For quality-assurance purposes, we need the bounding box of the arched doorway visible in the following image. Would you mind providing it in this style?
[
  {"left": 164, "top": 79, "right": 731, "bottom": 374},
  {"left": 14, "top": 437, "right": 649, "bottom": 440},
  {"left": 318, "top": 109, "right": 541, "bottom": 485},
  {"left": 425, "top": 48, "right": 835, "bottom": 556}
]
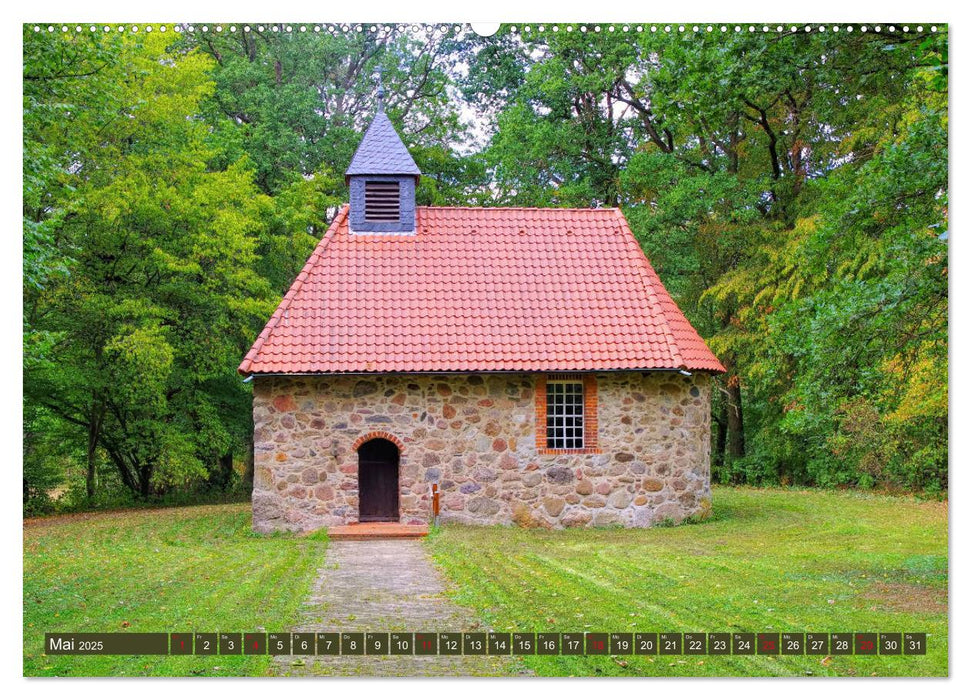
[{"left": 357, "top": 438, "right": 400, "bottom": 522}]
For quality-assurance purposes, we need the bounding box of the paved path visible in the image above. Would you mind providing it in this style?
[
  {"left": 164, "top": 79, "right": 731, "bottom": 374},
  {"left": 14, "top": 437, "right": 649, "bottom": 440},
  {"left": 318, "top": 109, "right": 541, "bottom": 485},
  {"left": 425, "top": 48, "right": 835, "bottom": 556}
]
[{"left": 273, "top": 540, "right": 525, "bottom": 676}]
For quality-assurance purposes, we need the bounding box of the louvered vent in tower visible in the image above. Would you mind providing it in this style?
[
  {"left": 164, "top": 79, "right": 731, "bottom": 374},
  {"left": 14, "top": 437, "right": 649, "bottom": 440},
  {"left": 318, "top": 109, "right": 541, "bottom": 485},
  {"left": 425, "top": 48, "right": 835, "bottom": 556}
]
[{"left": 364, "top": 181, "right": 401, "bottom": 222}]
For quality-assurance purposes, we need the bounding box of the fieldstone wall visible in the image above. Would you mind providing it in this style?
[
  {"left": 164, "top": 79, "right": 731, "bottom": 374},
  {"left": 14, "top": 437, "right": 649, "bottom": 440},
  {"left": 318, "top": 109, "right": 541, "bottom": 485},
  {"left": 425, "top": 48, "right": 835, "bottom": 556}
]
[{"left": 251, "top": 372, "right": 712, "bottom": 533}]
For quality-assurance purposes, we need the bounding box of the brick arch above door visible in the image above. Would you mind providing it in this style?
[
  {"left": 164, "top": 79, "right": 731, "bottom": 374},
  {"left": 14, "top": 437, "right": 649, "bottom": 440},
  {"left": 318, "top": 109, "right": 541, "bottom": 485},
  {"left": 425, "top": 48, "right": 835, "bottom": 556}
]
[{"left": 352, "top": 431, "right": 405, "bottom": 453}]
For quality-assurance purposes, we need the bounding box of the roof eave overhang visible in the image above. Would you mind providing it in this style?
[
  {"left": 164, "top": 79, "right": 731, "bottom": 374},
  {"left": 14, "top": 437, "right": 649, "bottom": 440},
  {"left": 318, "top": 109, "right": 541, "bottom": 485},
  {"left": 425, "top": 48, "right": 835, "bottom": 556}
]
[
  {"left": 344, "top": 172, "right": 421, "bottom": 185},
  {"left": 242, "top": 366, "right": 725, "bottom": 379}
]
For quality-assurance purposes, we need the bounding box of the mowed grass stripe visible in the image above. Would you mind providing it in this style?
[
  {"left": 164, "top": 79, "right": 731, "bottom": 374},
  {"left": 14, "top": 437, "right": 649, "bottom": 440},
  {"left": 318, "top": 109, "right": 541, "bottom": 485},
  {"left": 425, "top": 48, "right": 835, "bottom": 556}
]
[
  {"left": 515, "top": 553, "right": 690, "bottom": 628},
  {"left": 522, "top": 546, "right": 824, "bottom": 635},
  {"left": 24, "top": 503, "right": 326, "bottom": 677},
  {"left": 476, "top": 550, "right": 805, "bottom": 676},
  {"left": 427, "top": 486, "right": 947, "bottom": 677}
]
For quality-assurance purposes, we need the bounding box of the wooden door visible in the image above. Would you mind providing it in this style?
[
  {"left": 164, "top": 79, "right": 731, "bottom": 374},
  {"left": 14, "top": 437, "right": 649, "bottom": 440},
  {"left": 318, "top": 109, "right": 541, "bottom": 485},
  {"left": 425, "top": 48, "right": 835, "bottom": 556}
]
[{"left": 357, "top": 438, "right": 399, "bottom": 522}]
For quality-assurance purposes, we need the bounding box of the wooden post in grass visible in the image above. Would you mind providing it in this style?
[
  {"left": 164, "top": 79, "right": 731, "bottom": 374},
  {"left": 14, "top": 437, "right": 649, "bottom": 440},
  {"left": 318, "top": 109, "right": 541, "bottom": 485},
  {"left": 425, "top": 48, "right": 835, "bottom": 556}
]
[{"left": 431, "top": 482, "right": 440, "bottom": 527}]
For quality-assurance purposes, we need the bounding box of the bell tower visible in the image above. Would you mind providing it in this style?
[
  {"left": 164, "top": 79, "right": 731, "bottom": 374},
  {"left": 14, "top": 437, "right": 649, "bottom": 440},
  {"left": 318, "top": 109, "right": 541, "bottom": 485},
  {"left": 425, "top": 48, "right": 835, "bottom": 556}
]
[{"left": 345, "top": 74, "right": 421, "bottom": 234}]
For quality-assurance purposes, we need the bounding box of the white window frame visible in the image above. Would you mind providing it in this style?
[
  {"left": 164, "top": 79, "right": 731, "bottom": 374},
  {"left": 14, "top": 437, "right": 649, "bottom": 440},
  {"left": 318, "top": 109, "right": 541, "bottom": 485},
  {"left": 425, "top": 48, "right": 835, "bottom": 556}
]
[{"left": 545, "top": 376, "right": 585, "bottom": 450}]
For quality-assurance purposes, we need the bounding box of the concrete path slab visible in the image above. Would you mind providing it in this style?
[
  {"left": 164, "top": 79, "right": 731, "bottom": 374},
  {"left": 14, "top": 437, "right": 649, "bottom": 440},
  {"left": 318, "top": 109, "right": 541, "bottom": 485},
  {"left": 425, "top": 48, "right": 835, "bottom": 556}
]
[{"left": 273, "top": 539, "right": 526, "bottom": 676}]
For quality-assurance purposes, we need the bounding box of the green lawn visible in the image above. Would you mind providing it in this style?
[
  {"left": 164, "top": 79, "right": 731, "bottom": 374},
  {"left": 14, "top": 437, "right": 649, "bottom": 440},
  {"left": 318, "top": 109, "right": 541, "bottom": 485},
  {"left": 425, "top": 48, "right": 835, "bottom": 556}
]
[
  {"left": 426, "top": 486, "right": 948, "bottom": 677},
  {"left": 23, "top": 503, "right": 327, "bottom": 677},
  {"left": 23, "top": 488, "right": 947, "bottom": 678}
]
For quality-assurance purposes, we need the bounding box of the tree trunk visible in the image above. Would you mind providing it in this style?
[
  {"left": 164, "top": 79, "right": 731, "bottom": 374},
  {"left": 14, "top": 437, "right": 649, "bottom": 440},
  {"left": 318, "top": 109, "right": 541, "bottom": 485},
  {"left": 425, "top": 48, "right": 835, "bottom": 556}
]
[
  {"left": 714, "top": 404, "right": 728, "bottom": 467},
  {"left": 105, "top": 446, "right": 137, "bottom": 494},
  {"left": 243, "top": 438, "right": 255, "bottom": 490},
  {"left": 85, "top": 432, "right": 98, "bottom": 501},
  {"left": 138, "top": 463, "right": 153, "bottom": 499},
  {"left": 726, "top": 377, "right": 745, "bottom": 463},
  {"left": 85, "top": 401, "right": 104, "bottom": 501},
  {"left": 218, "top": 452, "right": 234, "bottom": 489}
]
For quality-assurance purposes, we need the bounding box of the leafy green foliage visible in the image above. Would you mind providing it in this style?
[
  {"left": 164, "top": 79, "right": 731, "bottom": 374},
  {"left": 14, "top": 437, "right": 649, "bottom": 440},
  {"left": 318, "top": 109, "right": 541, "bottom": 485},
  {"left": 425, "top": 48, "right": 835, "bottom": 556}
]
[
  {"left": 24, "top": 29, "right": 277, "bottom": 501},
  {"left": 23, "top": 25, "right": 948, "bottom": 506},
  {"left": 23, "top": 25, "right": 477, "bottom": 509},
  {"left": 472, "top": 26, "right": 948, "bottom": 491}
]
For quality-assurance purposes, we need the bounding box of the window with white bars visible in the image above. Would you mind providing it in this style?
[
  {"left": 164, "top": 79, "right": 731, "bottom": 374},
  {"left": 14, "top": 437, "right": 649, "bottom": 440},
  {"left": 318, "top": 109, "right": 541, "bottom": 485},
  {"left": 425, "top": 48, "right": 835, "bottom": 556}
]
[
  {"left": 546, "top": 379, "right": 584, "bottom": 449},
  {"left": 364, "top": 180, "right": 401, "bottom": 222}
]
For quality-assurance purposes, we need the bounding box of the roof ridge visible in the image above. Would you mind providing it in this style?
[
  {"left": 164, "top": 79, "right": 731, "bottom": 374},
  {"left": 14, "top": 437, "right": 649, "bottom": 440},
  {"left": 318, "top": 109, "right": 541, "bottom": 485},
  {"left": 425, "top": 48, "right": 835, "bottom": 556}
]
[
  {"left": 416, "top": 205, "right": 620, "bottom": 212},
  {"left": 611, "top": 208, "right": 686, "bottom": 370},
  {"left": 238, "top": 205, "right": 348, "bottom": 375}
]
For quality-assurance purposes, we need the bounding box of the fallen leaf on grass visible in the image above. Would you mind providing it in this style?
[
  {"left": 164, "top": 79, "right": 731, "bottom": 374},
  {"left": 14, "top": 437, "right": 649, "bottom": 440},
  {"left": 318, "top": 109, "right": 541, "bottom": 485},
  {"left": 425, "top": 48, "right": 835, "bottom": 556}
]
[{"left": 821, "top": 656, "right": 833, "bottom": 666}]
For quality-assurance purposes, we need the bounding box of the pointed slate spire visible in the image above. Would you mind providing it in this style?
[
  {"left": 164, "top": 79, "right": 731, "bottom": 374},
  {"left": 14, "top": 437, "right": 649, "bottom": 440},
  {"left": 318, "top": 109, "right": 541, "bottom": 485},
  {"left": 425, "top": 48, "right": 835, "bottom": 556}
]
[
  {"left": 345, "top": 71, "right": 420, "bottom": 184},
  {"left": 345, "top": 113, "right": 421, "bottom": 183}
]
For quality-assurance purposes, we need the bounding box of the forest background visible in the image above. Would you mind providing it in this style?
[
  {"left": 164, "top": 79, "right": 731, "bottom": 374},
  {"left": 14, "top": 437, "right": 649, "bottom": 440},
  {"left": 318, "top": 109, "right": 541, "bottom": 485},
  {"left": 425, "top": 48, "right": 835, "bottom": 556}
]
[{"left": 22, "top": 23, "right": 948, "bottom": 513}]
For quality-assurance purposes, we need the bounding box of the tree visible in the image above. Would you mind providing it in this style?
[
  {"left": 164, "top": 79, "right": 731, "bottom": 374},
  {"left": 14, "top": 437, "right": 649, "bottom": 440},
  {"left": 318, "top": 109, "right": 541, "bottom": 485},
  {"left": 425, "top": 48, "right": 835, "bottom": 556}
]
[
  {"left": 24, "top": 28, "right": 277, "bottom": 499},
  {"left": 23, "top": 25, "right": 949, "bottom": 501},
  {"left": 24, "top": 27, "right": 128, "bottom": 498},
  {"left": 462, "top": 26, "right": 948, "bottom": 488}
]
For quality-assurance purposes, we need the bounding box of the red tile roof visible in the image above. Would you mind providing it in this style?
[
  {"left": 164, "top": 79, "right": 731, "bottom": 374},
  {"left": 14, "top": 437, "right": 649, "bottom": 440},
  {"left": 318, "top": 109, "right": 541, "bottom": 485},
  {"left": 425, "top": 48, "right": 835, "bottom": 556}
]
[{"left": 239, "top": 205, "right": 725, "bottom": 375}]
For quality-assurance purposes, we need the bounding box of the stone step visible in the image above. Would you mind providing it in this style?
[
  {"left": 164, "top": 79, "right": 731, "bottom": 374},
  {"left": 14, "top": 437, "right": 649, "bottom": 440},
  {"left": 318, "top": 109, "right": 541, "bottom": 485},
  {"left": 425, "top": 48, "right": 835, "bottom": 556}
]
[{"left": 326, "top": 523, "right": 429, "bottom": 540}]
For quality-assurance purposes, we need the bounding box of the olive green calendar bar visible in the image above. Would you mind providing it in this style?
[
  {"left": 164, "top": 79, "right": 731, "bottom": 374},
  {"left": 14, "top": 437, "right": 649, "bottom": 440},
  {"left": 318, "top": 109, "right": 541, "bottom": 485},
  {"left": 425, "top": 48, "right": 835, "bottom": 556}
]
[
  {"left": 44, "top": 631, "right": 928, "bottom": 656},
  {"left": 45, "top": 633, "right": 169, "bottom": 655}
]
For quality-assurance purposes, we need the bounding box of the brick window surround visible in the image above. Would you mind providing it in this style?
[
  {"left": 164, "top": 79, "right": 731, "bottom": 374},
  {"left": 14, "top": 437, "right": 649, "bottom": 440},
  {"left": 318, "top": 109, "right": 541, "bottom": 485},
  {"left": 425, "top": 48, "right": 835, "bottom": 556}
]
[{"left": 535, "top": 374, "right": 601, "bottom": 455}]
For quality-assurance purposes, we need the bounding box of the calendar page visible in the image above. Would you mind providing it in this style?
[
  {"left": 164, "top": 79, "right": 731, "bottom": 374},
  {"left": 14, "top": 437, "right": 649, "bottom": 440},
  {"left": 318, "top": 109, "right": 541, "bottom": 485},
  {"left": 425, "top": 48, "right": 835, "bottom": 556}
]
[{"left": 21, "top": 10, "right": 949, "bottom": 690}]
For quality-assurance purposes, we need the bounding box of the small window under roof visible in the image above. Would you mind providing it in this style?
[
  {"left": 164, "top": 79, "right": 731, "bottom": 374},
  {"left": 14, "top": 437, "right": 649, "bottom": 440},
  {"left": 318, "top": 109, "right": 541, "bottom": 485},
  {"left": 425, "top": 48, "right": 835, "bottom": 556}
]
[
  {"left": 364, "top": 181, "right": 401, "bottom": 222},
  {"left": 546, "top": 376, "right": 585, "bottom": 450}
]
